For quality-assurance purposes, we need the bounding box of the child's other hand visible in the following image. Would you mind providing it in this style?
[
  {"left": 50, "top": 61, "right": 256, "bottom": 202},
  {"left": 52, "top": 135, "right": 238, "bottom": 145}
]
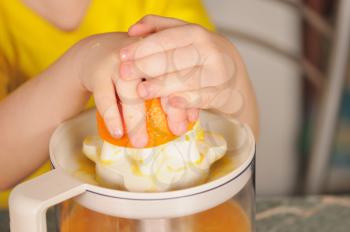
[
  {"left": 120, "top": 15, "right": 244, "bottom": 135},
  {"left": 76, "top": 33, "right": 148, "bottom": 147}
]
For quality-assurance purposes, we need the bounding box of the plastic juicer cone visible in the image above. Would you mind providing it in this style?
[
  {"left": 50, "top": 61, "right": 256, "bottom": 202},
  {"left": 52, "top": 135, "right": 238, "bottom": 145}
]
[{"left": 9, "top": 109, "right": 255, "bottom": 232}]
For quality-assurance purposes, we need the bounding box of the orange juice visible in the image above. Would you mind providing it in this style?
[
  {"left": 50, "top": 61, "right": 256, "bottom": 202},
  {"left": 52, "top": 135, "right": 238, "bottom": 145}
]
[
  {"left": 59, "top": 201, "right": 250, "bottom": 232},
  {"left": 60, "top": 201, "right": 135, "bottom": 232},
  {"left": 189, "top": 201, "right": 251, "bottom": 232},
  {"left": 61, "top": 153, "right": 250, "bottom": 232}
]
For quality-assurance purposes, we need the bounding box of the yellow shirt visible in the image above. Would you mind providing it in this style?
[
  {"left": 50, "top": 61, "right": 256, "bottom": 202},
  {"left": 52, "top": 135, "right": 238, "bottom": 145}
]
[{"left": 0, "top": 0, "right": 213, "bottom": 208}]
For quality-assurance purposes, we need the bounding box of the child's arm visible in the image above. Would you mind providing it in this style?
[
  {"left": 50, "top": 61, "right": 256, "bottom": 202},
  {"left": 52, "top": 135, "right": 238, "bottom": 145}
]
[
  {"left": 0, "top": 33, "right": 146, "bottom": 190},
  {"left": 120, "top": 15, "right": 259, "bottom": 138}
]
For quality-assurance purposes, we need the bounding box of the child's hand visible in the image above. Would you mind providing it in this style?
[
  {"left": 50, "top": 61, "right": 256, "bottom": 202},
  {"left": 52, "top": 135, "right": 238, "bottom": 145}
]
[
  {"left": 119, "top": 15, "right": 244, "bottom": 135},
  {"left": 76, "top": 33, "right": 148, "bottom": 147}
]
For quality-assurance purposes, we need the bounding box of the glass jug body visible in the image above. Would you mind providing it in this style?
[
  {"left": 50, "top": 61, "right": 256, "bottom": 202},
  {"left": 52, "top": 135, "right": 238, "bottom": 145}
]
[{"left": 58, "top": 161, "right": 255, "bottom": 232}]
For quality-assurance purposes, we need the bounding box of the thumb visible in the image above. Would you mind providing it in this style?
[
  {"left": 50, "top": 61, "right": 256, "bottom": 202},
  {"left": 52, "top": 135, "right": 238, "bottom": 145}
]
[{"left": 128, "top": 15, "right": 187, "bottom": 36}]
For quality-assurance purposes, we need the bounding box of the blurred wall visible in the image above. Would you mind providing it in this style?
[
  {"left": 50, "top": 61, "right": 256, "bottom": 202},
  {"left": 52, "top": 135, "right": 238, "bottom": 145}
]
[{"left": 203, "top": 0, "right": 302, "bottom": 195}]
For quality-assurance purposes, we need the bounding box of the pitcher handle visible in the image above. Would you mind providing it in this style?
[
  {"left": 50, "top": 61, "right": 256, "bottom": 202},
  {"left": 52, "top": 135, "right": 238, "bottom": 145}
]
[{"left": 9, "top": 169, "right": 86, "bottom": 232}]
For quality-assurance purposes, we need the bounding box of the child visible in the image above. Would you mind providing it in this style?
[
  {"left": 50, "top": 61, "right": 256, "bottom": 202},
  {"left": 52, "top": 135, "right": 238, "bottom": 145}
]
[{"left": 0, "top": 0, "right": 258, "bottom": 207}]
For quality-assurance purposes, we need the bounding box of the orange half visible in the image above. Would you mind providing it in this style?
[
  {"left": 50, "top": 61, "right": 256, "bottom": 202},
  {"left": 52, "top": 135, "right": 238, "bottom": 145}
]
[{"left": 97, "top": 98, "right": 194, "bottom": 147}]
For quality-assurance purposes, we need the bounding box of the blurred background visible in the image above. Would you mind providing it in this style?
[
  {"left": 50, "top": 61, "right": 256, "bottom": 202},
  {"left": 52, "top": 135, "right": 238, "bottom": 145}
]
[{"left": 203, "top": 0, "right": 350, "bottom": 196}]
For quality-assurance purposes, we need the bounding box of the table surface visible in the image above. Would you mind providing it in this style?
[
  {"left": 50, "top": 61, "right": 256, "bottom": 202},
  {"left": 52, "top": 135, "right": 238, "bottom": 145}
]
[{"left": 2, "top": 195, "right": 350, "bottom": 231}]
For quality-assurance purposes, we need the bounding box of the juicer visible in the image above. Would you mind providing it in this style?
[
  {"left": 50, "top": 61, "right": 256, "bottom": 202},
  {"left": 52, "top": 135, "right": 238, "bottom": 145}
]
[{"left": 9, "top": 109, "right": 255, "bottom": 232}]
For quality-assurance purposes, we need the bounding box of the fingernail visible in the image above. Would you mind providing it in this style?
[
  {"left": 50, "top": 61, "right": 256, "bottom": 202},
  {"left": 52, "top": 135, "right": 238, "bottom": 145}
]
[
  {"left": 170, "top": 121, "right": 188, "bottom": 135},
  {"left": 120, "top": 48, "right": 129, "bottom": 61},
  {"left": 169, "top": 96, "right": 187, "bottom": 108},
  {"left": 138, "top": 83, "right": 149, "bottom": 98},
  {"left": 178, "top": 121, "right": 188, "bottom": 134},
  {"left": 120, "top": 62, "right": 133, "bottom": 78},
  {"left": 129, "top": 23, "right": 143, "bottom": 31},
  {"left": 177, "top": 121, "right": 187, "bottom": 135},
  {"left": 106, "top": 123, "right": 123, "bottom": 139},
  {"left": 188, "top": 110, "right": 199, "bottom": 122},
  {"left": 112, "top": 128, "right": 123, "bottom": 138},
  {"left": 132, "top": 134, "right": 148, "bottom": 148}
]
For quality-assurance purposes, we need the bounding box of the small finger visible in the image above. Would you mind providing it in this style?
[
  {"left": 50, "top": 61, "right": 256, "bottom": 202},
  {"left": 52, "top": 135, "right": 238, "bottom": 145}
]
[
  {"left": 186, "top": 108, "right": 200, "bottom": 122},
  {"left": 120, "top": 24, "right": 206, "bottom": 62},
  {"left": 93, "top": 79, "right": 124, "bottom": 138},
  {"left": 168, "top": 86, "right": 244, "bottom": 115},
  {"left": 120, "top": 44, "right": 200, "bottom": 80},
  {"left": 128, "top": 15, "right": 187, "bottom": 36},
  {"left": 114, "top": 77, "right": 148, "bottom": 148},
  {"left": 136, "top": 66, "right": 203, "bottom": 99},
  {"left": 122, "top": 101, "right": 148, "bottom": 148},
  {"left": 161, "top": 97, "right": 188, "bottom": 136}
]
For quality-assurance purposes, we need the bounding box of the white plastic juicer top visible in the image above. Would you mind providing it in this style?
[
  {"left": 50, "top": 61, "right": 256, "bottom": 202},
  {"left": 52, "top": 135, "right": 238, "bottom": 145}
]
[{"left": 9, "top": 109, "right": 255, "bottom": 232}]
